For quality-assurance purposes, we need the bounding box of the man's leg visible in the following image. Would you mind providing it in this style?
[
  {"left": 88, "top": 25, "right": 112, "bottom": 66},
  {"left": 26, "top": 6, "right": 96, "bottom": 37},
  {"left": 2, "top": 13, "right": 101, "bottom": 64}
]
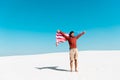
[
  {"left": 74, "top": 49, "right": 78, "bottom": 72},
  {"left": 70, "top": 60, "right": 73, "bottom": 72},
  {"left": 70, "top": 49, "right": 74, "bottom": 72},
  {"left": 75, "top": 59, "right": 78, "bottom": 72}
]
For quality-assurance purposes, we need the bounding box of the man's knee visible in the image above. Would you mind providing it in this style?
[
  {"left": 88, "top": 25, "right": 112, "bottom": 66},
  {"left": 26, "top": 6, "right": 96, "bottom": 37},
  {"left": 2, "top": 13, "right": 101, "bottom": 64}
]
[
  {"left": 75, "top": 59, "right": 78, "bottom": 62},
  {"left": 70, "top": 60, "right": 73, "bottom": 63}
]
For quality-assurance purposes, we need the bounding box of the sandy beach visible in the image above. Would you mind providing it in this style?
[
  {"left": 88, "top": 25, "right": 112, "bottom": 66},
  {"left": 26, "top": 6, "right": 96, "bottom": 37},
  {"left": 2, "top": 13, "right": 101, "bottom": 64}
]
[{"left": 0, "top": 51, "right": 120, "bottom": 80}]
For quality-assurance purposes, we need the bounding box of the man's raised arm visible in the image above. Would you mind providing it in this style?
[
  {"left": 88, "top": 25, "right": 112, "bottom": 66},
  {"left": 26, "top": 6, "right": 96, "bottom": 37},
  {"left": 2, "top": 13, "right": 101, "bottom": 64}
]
[{"left": 76, "top": 31, "right": 85, "bottom": 39}]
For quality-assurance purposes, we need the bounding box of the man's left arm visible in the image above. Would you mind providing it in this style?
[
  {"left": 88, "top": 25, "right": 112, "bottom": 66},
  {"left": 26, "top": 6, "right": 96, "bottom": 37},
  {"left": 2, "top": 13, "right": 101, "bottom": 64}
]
[{"left": 76, "top": 31, "right": 85, "bottom": 39}]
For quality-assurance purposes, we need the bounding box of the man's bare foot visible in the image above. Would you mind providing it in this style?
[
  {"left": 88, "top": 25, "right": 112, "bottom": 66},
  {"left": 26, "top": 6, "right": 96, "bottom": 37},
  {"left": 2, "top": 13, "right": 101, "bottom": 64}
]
[
  {"left": 70, "top": 70, "right": 73, "bottom": 72},
  {"left": 75, "top": 70, "right": 78, "bottom": 72}
]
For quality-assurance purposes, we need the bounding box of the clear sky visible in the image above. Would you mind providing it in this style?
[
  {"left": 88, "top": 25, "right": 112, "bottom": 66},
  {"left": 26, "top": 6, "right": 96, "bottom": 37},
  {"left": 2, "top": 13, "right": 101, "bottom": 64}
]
[{"left": 0, "top": 0, "right": 120, "bottom": 56}]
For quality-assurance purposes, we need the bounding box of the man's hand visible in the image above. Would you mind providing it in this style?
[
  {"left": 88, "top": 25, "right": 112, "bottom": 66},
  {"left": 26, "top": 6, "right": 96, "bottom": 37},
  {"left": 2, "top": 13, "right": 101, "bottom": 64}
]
[
  {"left": 83, "top": 31, "right": 86, "bottom": 34},
  {"left": 57, "top": 30, "right": 60, "bottom": 33}
]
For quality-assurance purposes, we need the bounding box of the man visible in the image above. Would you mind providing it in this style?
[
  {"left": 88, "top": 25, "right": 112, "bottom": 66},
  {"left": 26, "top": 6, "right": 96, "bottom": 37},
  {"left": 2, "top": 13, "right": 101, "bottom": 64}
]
[{"left": 57, "top": 30, "right": 85, "bottom": 72}]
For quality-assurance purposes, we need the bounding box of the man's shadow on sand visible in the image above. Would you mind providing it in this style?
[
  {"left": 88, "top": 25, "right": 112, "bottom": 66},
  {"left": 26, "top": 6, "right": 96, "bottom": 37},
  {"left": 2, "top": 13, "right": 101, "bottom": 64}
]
[{"left": 36, "top": 66, "right": 70, "bottom": 72}]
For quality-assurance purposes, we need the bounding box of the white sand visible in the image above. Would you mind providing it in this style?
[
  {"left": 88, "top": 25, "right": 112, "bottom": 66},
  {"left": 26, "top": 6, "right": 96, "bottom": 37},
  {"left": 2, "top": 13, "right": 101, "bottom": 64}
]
[{"left": 0, "top": 51, "right": 120, "bottom": 80}]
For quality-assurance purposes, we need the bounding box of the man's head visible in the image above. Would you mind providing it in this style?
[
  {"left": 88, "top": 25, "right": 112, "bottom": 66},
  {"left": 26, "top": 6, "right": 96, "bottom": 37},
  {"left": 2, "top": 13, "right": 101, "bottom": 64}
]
[{"left": 69, "top": 31, "right": 74, "bottom": 37}]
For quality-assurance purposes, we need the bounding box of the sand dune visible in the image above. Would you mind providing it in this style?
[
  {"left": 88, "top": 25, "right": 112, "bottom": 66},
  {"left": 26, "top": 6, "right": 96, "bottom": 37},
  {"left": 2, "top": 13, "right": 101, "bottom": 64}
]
[{"left": 0, "top": 51, "right": 120, "bottom": 80}]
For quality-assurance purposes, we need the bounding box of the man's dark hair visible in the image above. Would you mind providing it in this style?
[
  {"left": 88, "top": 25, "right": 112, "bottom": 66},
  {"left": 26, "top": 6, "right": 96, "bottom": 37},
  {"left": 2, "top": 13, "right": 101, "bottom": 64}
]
[{"left": 69, "top": 31, "right": 74, "bottom": 37}]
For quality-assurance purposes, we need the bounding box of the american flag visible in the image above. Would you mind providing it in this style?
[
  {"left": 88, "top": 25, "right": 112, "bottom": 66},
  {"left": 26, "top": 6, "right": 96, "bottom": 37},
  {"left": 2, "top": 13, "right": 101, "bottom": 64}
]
[{"left": 56, "top": 32, "right": 69, "bottom": 46}]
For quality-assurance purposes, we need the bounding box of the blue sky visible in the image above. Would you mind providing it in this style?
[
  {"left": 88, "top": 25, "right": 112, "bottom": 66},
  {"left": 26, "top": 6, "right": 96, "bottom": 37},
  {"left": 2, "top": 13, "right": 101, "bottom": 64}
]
[{"left": 0, "top": 0, "right": 120, "bottom": 56}]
